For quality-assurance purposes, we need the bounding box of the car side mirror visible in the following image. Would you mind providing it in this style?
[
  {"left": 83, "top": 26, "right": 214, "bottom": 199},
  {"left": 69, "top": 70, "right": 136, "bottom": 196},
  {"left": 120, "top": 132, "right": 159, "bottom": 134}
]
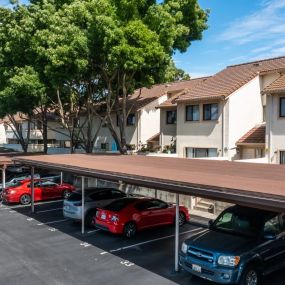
[
  {"left": 208, "top": 220, "right": 214, "bottom": 228},
  {"left": 264, "top": 232, "right": 277, "bottom": 240}
]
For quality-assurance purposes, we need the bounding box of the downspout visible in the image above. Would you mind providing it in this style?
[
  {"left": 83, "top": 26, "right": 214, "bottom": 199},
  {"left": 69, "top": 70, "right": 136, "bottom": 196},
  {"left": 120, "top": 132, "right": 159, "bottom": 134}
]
[
  {"left": 268, "top": 94, "right": 273, "bottom": 164},
  {"left": 136, "top": 110, "right": 141, "bottom": 151},
  {"left": 221, "top": 97, "right": 226, "bottom": 158}
]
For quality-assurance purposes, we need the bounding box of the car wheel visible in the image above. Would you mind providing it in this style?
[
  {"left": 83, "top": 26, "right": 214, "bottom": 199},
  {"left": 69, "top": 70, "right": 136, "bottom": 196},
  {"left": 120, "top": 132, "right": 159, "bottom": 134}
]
[
  {"left": 63, "top": 190, "right": 71, "bottom": 199},
  {"left": 85, "top": 211, "right": 96, "bottom": 227},
  {"left": 179, "top": 212, "right": 186, "bottom": 226},
  {"left": 20, "top": 194, "right": 31, "bottom": 205},
  {"left": 239, "top": 266, "right": 260, "bottom": 285},
  {"left": 123, "top": 222, "right": 137, "bottom": 238}
]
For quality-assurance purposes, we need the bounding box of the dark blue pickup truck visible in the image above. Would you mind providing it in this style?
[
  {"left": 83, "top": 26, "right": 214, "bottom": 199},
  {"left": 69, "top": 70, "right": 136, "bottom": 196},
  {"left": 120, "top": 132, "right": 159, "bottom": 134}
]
[{"left": 180, "top": 205, "right": 285, "bottom": 285}]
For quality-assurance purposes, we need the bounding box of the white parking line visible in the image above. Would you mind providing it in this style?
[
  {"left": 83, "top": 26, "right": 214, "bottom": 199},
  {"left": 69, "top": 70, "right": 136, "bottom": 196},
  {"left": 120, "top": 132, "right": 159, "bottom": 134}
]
[
  {"left": 87, "top": 229, "right": 101, "bottom": 234},
  {"left": 36, "top": 208, "right": 63, "bottom": 213},
  {"left": 109, "top": 228, "right": 206, "bottom": 253},
  {"left": 37, "top": 219, "right": 68, "bottom": 226}
]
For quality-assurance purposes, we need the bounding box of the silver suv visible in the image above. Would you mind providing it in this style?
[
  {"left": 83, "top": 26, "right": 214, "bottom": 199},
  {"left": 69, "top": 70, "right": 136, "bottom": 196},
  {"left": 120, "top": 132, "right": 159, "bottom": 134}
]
[{"left": 63, "top": 188, "right": 127, "bottom": 226}]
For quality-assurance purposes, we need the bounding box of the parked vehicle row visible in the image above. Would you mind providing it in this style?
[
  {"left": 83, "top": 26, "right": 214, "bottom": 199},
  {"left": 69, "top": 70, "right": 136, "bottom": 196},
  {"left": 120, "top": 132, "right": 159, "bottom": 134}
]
[{"left": 2, "top": 174, "right": 284, "bottom": 285}]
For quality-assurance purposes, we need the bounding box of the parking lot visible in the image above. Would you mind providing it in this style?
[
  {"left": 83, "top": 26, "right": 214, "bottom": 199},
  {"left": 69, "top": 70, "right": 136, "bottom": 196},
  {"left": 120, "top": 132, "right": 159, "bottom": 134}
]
[{"left": 0, "top": 199, "right": 284, "bottom": 285}]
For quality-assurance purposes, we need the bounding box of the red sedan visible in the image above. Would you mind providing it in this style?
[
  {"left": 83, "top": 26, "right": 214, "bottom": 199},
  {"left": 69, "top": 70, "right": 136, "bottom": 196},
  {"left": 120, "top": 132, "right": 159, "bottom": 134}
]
[
  {"left": 95, "top": 197, "right": 190, "bottom": 238},
  {"left": 2, "top": 179, "right": 75, "bottom": 205}
]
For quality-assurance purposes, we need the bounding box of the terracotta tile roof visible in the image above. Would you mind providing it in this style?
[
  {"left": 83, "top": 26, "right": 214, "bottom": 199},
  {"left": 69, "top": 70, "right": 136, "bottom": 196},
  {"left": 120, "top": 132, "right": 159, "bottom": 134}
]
[
  {"left": 237, "top": 124, "right": 266, "bottom": 145},
  {"left": 178, "top": 56, "right": 285, "bottom": 102},
  {"left": 158, "top": 77, "right": 210, "bottom": 108},
  {"left": 129, "top": 79, "right": 211, "bottom": 110},
  {"left": 263, "top": 74, "right": 285, "bottom": 94}
]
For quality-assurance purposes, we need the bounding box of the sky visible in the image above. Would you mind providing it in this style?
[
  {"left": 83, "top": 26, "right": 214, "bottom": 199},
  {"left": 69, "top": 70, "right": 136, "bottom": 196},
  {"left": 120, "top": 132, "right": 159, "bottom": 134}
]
[{"left": 1, "top": 0, "right": 285, "bottom": 78}]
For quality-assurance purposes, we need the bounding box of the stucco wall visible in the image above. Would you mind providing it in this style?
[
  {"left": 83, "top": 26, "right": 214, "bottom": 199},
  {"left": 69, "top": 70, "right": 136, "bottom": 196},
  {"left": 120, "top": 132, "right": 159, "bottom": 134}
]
[
  {"left": 0, "top": 124, "right": 6, "bottom": 144},
  {"left": 140, "top": 95, "right": 167, "bottom": 144},
  {"left": 266, "top": 94, "right": 285, "bottom": 164},
  {"left": 160, "top": 108, "right": 177, "bottom": 149},
  {"left": 227, "top": 76, "right": 263, "bottom": 159},
  {"left": 176, "top": 101, "right": 223, "bottom": 158}
]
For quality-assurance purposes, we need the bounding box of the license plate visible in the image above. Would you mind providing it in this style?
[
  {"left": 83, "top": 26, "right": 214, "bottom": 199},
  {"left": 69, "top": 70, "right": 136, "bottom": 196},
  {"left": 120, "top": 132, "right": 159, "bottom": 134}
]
[
  {"left": 101, "top": 213, "right": 106, "bottom": 220},
  {"left": 192, "top": 264, "right": 202, "bottom": 273}
]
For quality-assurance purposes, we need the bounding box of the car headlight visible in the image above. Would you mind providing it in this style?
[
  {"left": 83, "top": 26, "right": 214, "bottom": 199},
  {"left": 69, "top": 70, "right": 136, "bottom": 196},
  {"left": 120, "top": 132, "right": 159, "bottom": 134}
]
[
  {"left": 218, "top": 256, "right": 240, "bottom": 267},
  {"left": 181, "top": 242, "right": 188, "bottom": 254}
]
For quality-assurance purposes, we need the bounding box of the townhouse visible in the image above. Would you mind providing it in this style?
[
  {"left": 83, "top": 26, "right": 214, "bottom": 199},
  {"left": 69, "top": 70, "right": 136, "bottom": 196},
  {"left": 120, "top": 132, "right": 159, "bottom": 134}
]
[
  {"left": 159, "top": 56, "right": 285, "bottom": 162},
  {"left": 92, "top": 80, "right": 204, "bottom": 152}
]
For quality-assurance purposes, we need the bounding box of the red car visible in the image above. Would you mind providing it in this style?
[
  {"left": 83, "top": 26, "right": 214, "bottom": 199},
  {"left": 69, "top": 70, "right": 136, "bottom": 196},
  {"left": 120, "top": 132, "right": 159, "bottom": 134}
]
[
  {"left": 95, "top": 197, "right": 190, "bottom": 238},
  {"left": 2, "top": 179, "right": 75, "bottom": 205}
]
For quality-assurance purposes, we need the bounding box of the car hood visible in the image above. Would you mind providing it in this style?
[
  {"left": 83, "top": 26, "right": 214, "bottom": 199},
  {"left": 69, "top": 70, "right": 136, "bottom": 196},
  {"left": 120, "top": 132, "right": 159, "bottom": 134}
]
[{"left": 186, "top": 229, "right": 258, "bottom": 255}]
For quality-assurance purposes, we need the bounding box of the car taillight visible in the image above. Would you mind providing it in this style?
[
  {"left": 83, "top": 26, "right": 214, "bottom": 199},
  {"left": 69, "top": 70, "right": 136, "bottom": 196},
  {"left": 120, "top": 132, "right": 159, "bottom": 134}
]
[{"left": 110, "top": 215, "right": 119, "bottom": 223}]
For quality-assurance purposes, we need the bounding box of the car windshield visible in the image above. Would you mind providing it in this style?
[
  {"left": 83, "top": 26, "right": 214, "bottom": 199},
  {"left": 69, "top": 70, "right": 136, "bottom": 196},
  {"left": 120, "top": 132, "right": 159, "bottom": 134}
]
[
  {"left": 103, "top": 198, "right": 137, "bottom": 212},
  {"left": 212, "top": 209, "right": 264, "bottom": 237},
  {"left": 67, "top": 192, "right": 82, "bottom": 201}
]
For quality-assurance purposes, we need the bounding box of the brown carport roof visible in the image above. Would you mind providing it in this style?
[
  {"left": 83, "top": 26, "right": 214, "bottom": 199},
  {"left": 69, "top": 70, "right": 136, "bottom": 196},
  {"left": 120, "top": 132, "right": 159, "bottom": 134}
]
[{"left": 13, "top": 154, "right": 285, "bottom": 212}]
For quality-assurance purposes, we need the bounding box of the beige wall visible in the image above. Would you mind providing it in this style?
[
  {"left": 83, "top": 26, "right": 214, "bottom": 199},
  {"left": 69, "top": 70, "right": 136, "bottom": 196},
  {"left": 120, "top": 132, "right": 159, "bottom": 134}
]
[
  {"left": 266, "top": 93, "right": 285, "bottom": 164},
  {"left": 160, "top": 107, "right": 177, "bottom": 149},
  {"left": 176, "top": 101, "right": 223, "bottom": 158},
  {"left": 226, "top": 76, "right": 263, "bottom": 159}
]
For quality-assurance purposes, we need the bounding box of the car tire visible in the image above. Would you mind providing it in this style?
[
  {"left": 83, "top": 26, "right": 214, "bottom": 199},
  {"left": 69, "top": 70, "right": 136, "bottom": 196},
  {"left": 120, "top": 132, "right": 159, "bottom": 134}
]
[
  {"left": 123, "top": 221, "right": 137, "bottom": 238},
  {"left": 85, "top": 210, "right": 96, "bottom": 227},
  {"left": 238, "top": 265, "right": 260, "bottom": 285},
  {"left": 20, "top": 194, "right": 31, "bottom": 205},
  {"left": 63, "top": 190, "right": 71, "bottom": 199}
]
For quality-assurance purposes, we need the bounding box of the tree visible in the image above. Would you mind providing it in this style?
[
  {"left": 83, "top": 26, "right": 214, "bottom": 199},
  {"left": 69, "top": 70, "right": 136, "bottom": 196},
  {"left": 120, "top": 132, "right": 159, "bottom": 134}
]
[{"left": 57, "top": 0, "right": 209, "bottom": 153}]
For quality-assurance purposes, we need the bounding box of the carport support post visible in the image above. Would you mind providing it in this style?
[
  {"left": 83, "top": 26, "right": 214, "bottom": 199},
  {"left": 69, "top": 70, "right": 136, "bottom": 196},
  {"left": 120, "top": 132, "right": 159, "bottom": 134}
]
[
  {"left": 31, "top": 167, "right": 35, "bottom": 213},
  {"left": 2, "top": 164, "right": 6, "bottom": 193},
  {"left": 60, "top": 172, "right": 63, "bottom": 184},
  {"left": 81, "top": 176, "right": 85, "bottom": 235},
  {"left": 175, "top": 193, "right": 180, "bottom": 272}
]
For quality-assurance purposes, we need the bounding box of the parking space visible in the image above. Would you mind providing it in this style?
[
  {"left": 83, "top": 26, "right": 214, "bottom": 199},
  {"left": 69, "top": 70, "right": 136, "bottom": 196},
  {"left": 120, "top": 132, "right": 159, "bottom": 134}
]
[{"left": 0, "top": 200, "right": 284, "bottom": 285}]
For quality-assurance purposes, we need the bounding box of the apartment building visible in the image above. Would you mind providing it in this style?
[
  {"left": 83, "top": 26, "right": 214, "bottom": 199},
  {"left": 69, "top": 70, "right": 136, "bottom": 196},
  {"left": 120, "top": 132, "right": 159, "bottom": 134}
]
[
  {"left": 92, "top": 80, "right": 204, "bottom": 152},
  {"left": 171, "top": 56, "right": 285, "bottom": 161}
]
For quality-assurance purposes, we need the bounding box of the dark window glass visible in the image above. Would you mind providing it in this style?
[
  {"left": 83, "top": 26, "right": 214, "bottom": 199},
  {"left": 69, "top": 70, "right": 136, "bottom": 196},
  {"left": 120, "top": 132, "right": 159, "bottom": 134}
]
[
  {"left": 186, "top": 105, "right": 200, "bottom": 121},
  {"left": 280, "top": 151, "right": 285, "bottom": 165},
  {"left": 127, "top": 114, "right": 136, "bottom": 126},
  {"left": 103, "top": 198, "right": 137, "bottom": 212},
  {"left": 280, "top": 98, "right": 285, "bottom": 117},
  {"left": 111, "top": 190, "right": 126, "bottom": 198},
  {"left": 166, "top": 110, "right": 177, "bottom": 124},
  {"left": 264, "top": 216, "right": 282, "bottom": 235},
  {"left": 203, "top": 103, "right": 218, "bottom": 121}
]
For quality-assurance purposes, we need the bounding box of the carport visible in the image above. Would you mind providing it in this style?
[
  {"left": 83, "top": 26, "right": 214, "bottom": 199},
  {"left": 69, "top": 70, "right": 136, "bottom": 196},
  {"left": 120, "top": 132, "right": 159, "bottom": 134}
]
[{"left": 12, "top": 154, "right": 285, "bottom": 272}]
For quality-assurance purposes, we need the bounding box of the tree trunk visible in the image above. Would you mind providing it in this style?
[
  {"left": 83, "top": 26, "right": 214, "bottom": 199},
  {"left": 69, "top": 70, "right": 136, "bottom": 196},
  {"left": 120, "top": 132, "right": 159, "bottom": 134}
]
[{"left": 42, "top": 106, "right": 48, "bottom": 154}]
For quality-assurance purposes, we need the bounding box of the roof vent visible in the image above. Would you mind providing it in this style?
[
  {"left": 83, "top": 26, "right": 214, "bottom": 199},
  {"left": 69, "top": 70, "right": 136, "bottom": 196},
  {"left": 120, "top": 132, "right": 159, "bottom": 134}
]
[{"left": 253, "top": 63, "right": 260, "bottom": 67}]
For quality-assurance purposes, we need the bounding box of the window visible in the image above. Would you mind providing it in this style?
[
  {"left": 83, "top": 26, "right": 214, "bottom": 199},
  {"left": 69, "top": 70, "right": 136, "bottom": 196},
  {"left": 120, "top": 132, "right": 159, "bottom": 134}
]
[
  {"left": 111, "top": 190, "right": 126, "bottom": 199},
  {"left": 186, "top": 147, "right": 218, "bottom": 158},
  {"left": 264, "top": 215, "right": 282, "bottom": 235},
  {"left": 166, "top": 110, "right": 177, "bottom": 124},
  {"left": 127, "top": 114, "right": 136, "bottom": 126},
  {"left": 203, "top": 103, "right": 219, "bottom": 121},
  {"left": 280, "top": 151, "right": 285, "bottom": 164},
  {"left": 186, "top": 105, "right": 200, "bottom": 121},
  {"left": 280, "top": 97, "right": 285, "bottom": 117},
  {"left": 117, "top": 114, "right": 136, "bottom": 126},
  {"left": 101, "top": 143, "right": 109, "bottom": 150}
]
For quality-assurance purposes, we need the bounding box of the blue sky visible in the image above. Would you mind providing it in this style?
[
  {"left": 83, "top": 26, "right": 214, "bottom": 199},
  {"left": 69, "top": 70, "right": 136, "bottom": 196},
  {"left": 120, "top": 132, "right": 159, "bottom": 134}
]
[
  {"left": 174, "top": 0, "right": 285, "bottom": 77},
  {"left": 1, "top": 0, "right": 285, "bottom": 78}
]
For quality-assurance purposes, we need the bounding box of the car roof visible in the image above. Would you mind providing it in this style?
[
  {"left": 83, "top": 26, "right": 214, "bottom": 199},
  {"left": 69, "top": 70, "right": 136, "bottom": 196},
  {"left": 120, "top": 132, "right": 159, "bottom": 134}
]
[{"left": 227, "top": 205, "right": 280, "bottom": 218}]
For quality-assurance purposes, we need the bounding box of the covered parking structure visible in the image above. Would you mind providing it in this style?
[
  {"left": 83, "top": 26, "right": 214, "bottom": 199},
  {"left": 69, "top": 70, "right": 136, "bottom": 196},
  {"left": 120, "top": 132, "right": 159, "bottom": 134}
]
[{"left": 12, "top": 154, "right": 285, "bottom": 272}]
